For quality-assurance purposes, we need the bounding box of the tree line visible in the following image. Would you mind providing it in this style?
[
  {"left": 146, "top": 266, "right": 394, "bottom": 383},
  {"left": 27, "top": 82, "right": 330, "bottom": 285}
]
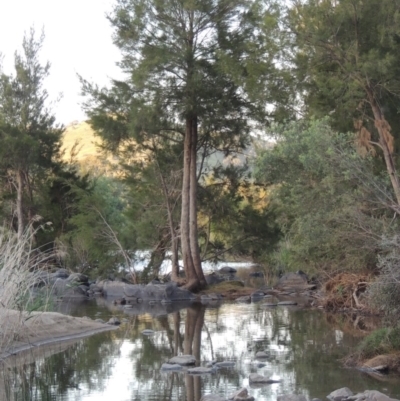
[{"left": 1, "top": 1, "right": 400, "bottom": 301}]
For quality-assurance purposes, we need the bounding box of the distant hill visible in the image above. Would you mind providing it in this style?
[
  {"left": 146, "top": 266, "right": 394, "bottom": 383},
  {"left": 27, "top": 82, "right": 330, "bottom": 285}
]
[
  {"left": 61, "top": 121, "right": 274, "bottom": 175},
  {"left": 61, "top": 121, "right": 103, "bottom": 162}
]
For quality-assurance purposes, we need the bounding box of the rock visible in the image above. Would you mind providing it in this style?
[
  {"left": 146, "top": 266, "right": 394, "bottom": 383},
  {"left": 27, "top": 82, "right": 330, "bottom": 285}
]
[
  {"left": 95, "top": 318, "right": 105, "bottom": 323},
  {"left": 277, "top": 395, "right": 307, "bottom": 401},
  {"left": 255, "top": 351, "right": 270, "bottom": 359},
  {"left": 228, "top": 388, "right": 255, "bottom": 401},
  {"left": 249, "top": 272, "right": 264, "bottom": 278},
  {"left": 348, "top": 390, "right": 399, "bottom": 401},
  {"left": 161, "top": 363, "right": 182, "bottom": 371},
  {"left": 168, "top": 354, "right": 196, "bottom": 366},
  {"left": 251, "top": 290, "right": 265, "bottom": 300},
  {"left": 214, "top": 361, "right": 235, "bottom": 368},
  {"left": 327, "top": 387, "right": 354, "bottom": 401},
  {"left": 236, "top": 296, "right": 251, "bottom": 303},
  {"left": 262, "top": 303, "right": 278, "bottom": 307},
  {"left": 278, "top": 301, "right": 298, "bottom": 306},
  {"left": 52, "top": 278, "right": 89, "bottom": 299},
  {"left": 142, "top": 329, "right": 155, "bottom": 335},
  {"left": 205, "top": 272, "right": 225, "bottom": 285},
  {"left": 219, "top": 266, "right": 237, "bottom": 274},
  {"left": 249, "top": 373, "right": 280, "bottom": 384},
  {"left": 107, "top": 317, "right": 121, "bottom": 325},
  {"left": 66, "top": 273, "right": 89, "bottom": 284},
  {"left": 187, "top": 366, "right": 216, "bottom": 374},
  {"left": 275, "top": 272, "right": 309, "bottom": 291},
  {"left": 201, "top": 395, "right": 226, "bottom": 401}
]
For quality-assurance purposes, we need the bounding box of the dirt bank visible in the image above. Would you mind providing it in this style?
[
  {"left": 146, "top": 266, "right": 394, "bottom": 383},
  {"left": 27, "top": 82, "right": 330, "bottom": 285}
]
[{"left": 0, "top": 309, "right": 117, "bottom": 360}]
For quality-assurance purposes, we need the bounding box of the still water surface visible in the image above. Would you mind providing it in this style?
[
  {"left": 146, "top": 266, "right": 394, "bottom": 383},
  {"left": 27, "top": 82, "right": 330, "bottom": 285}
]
[{"left": 2, "top": 300, "right": 400, "bottom": 401}]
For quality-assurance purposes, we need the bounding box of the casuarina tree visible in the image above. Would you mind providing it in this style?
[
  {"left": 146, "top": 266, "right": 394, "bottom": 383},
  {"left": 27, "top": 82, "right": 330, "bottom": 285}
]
[
  {"left": 0, "top": 29, "right": 62, "bottom": 239},
  {"left": 82, "top": 0, "right": 282, "bottom": 290}
]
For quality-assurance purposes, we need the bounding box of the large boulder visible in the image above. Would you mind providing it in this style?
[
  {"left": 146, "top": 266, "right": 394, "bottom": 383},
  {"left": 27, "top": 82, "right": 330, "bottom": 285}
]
[
  {"left": 103, "top": 282, "right": 195, "bottom": 302},
  {"left": 205, "top": 272, "right": 225, "bottom": 286},
  {"left": 52, "top": 278, "right": 88, "bottom": 299}
]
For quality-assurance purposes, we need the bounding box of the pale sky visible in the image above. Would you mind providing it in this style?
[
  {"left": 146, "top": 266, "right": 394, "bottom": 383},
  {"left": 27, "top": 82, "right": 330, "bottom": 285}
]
[{"left": 0, "top": 0, "right": 122, "bottom": 125}]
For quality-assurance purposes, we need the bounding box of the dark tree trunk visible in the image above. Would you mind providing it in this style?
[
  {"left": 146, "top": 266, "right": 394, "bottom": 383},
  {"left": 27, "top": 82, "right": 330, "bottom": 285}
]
[
  {"left": 16, "top": 169, "right": 24, "bottom": 239},
  {"left": 181, "top": 118, "right": 200, "bottom": 291}
]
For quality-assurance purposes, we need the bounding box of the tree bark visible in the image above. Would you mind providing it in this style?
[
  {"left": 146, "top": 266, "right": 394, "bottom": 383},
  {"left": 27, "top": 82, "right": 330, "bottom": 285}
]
[
  {"left": 366, "top": 87, "right": 400, "bottom": 206},
  {"left": 181, "top": 119, "right": 199, "bottom": 290},
  {"left": 189, "top": 116, "right": 206, "bottom": 287},
  {"left": 16, "top": 169, "right": 24, "bottom": 240},
  {"left": 157, "top": 164, "right": 180, "bottom": 282}
]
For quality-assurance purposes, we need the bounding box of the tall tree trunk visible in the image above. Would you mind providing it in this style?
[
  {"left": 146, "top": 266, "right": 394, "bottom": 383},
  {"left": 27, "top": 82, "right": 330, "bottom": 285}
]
[
  {"left": 189, "top": 116, "right": 206, "bottom": 287},
  {"left": 366, "top": 87, "right": 400, "bottom": 206},
  {"left": 181, "top": 119, "right": 199, "bottom": 290},
  {"left": 16, "top": 169, "right": 24, "bottom": 239},
  {"left": 157, "top": 164, "right": 180, "bottom": 282}
]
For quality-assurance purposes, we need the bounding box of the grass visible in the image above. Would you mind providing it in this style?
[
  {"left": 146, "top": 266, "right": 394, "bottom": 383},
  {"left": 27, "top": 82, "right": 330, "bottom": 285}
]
[
  {"left": 0, "top": 227, "right": 55, "bottom": 353},
  {"left": 357, "top": 326, "right": 400, "bottom": 359}
]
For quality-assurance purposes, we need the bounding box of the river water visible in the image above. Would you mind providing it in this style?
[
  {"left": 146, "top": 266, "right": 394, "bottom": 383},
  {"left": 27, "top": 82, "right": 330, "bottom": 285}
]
[{"left": 2, "top": 299, "right": 400, "bottom": 401}]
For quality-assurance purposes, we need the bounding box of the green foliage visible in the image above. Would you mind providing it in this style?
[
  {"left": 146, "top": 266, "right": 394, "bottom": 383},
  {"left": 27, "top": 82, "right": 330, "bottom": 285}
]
[
  {"left": 254, "top": 119, "right": 391, "bottom": 274},
  {"left": 357, "top": 326, "right": 400, "bottom": 359},
  {"left": 61, "top": 176, "right": 132, "bottom": 277},
  {"left": 0, "top": 28, "right": 63, "bottom": 238},
  {"left": 289, "top": 0, "right": 400, "bottom": 135},
  {"left": 367, "top": 235, "right": 400, "bottom": 323}
]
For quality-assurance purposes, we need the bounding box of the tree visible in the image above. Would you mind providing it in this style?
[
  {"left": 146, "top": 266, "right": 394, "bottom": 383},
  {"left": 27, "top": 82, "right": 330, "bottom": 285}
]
[
  {"left": 255, "top": 119, "right": 391, "bottom": 273},
  {"left": 82, "top": 0, "right": 281, "bottom": 290},
  {"left": 0, "top": 28, "right": 62, "bottom": 239},
  {"left": 288, "top": 0, "right": 400, "bottom": 207}
]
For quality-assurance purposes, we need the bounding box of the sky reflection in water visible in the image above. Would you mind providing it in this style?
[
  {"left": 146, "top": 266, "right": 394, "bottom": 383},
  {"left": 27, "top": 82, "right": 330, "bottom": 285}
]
[{"left": 3, "top": 301, "right": 400, "bottom": 401}]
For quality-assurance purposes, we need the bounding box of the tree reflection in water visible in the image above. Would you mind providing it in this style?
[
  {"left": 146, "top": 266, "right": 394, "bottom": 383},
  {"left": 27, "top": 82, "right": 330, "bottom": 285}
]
[{"left": 1, "top": 302, "right": 400, "bottom": 401}]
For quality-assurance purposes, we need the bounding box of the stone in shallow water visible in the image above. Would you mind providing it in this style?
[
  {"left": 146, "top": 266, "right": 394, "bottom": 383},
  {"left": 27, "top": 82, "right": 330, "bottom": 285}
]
[
  {"left": 235, "top": 296, "right": 251, "bottom": 303},
  {"left": 107, "top": 317, "right": 120, "bottom": 325},
  {"left": 187, "top": 366, "right": 216, "bottom": 374},
  {"left": 160, "top": 363, "right": 182, "bottom": 371},
  {"left": 348, "top": 390, "right": 400, "bottom": 401},
  {"left": 141, "top": 329, "right": 155, "bottom": 335},
  {"left": 255, "top": 351, "right": 270, "bottom": 359},
  {"left": 249, "top": 373, "right": 280, "bottom": 384},
  {"left": 168, "top": 354, "right": 196, "bottom": 366},
  {"left": 327, "top": 388, "right": 353, "bottom": 401},
  {"left": 228, "top": 387, "right": 255, "bottom": 401},
  {"left": 278, "top": 301, "right": 298, "bottom": 306}
]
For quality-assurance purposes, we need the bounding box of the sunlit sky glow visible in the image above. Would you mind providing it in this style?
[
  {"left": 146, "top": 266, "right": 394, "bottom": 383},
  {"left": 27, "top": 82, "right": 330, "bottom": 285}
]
[{"left": 0, "top": 0, "right": 122, "bottom": 125}]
